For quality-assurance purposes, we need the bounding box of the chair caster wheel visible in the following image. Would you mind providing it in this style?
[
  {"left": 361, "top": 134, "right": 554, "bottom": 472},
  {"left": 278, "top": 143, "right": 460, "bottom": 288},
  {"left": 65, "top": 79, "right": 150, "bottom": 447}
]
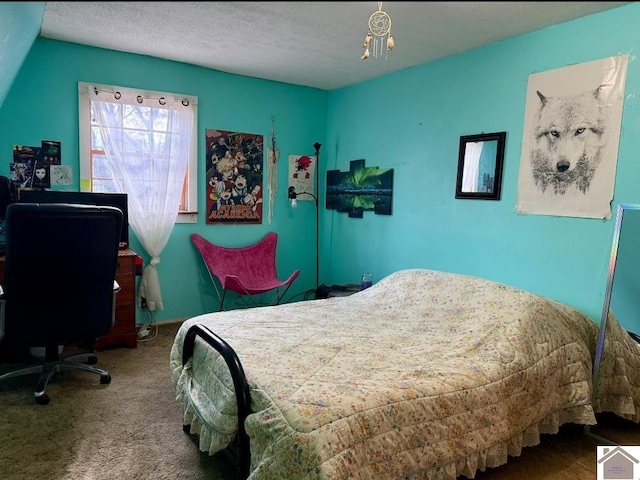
[
  {"left": 87, "top": 355, "right": 98, "bottom": 365},
  {"left": 100, "top": 374, "right": 111, "bottom": 384},
  {"left": 183, "top": 424, "right": 191, "bottom": 433},
  {"left": 36, "top": 394, "right": 50, "bottom": 405}
]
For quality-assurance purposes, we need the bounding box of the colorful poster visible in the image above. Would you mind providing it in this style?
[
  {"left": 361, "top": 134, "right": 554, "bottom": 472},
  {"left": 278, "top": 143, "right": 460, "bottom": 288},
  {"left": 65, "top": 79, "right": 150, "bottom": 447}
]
[
  {"left": 205, "top": 129, "right": 264, "bottom": 224},
  {"left": 10, "top": 162, "right": 34, "bottom": 188},
  {"left": 11, "top": 145, "right": 40, "bottom": 188},
  {"left": 41, "top": 140, "right": 61, "bottom": 165},
  {"left": 516, "top": 55, "right": 629, "bottom": 219},
  {"left": 12, "top": 145, "right": 41, "bottom": 165}
]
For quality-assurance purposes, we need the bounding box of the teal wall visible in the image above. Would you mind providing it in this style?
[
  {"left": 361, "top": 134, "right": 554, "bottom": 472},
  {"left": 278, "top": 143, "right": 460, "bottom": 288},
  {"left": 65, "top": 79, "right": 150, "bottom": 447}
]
[
  {"left": 1, "top": 3, "right": 639, "bottom": 325},
  {"left": 0, "top": 38, "right": 327, "bottom": 322},
  {"left": 323, "top": 3, "right": 640, "bottom": 323}
]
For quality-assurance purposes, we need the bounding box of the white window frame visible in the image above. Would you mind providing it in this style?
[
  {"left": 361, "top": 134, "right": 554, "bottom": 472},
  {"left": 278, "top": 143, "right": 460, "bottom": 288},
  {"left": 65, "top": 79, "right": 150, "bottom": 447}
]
[{"left": 78, "top": 81, "right": 198, "bottom": 223}]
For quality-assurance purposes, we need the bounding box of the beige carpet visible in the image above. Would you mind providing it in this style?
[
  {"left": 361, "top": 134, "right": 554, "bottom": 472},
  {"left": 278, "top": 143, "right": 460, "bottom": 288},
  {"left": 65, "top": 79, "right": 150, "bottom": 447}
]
[
  {"left": 0, "top": 321, "right": 235, "bottom": 480},
  {"left": 1, "top": 321, "right": 639, "bottom": 480}
]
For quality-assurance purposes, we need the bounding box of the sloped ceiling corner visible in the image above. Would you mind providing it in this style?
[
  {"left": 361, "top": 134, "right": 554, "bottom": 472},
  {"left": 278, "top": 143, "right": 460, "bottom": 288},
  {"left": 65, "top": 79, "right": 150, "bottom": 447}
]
[{"left": 0, "top": 2, "right": 46, "bottom": 109}]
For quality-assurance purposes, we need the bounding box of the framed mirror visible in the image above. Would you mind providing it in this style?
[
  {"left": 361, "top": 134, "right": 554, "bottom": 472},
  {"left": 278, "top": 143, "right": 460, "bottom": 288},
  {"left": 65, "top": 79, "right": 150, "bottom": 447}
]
[{"left": 455, "top": 131, "right": 506, "bottom": 200}]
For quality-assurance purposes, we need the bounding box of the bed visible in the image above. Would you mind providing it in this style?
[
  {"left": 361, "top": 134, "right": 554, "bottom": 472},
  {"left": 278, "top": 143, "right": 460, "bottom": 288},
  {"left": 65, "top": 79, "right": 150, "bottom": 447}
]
[{"left": 170, "top": 268, "right": 640, "bottom": 479}]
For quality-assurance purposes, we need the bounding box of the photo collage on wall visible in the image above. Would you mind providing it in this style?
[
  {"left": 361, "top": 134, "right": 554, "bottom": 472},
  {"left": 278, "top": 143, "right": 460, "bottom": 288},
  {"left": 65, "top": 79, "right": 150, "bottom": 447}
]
[{"left": 10, "top": 140, "right": 72, "bottom": 191}]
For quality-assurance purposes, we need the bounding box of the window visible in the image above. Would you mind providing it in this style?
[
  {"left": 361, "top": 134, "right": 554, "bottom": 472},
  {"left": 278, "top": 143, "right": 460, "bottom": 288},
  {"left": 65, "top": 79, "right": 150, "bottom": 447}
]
[{"left": 78, "top": 82, "right": 198, "bottom": 223}]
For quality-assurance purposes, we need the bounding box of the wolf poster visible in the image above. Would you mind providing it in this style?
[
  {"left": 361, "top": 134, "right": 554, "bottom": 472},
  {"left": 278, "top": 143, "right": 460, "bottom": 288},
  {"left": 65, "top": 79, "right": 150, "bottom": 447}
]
[{"left": 516, "top": 54, "right": 628, "bottom": 219}]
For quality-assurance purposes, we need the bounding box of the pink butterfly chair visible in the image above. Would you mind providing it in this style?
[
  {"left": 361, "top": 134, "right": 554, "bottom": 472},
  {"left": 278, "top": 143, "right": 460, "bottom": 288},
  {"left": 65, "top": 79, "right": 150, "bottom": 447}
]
[{"left": 191, "top": 232, "right": 300, "bottom": 311}]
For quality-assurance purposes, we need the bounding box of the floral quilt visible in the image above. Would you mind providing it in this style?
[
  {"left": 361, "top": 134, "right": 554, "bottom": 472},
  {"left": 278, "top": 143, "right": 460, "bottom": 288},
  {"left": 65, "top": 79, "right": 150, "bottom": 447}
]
[{"left": 170, "top": 269, "right": 640, "bottom": 479}]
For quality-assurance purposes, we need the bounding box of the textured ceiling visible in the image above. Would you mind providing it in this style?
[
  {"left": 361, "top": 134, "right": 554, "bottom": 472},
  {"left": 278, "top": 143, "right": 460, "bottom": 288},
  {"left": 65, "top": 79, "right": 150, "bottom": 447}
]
[{"left": 40, "top": 2, "right": 629, "bottom": 91}]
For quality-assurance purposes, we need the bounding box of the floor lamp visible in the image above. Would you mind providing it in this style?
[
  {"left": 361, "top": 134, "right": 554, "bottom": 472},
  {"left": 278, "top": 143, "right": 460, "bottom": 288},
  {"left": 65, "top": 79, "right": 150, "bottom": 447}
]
[{"left": 288, "top": 142, "right": 321, "bottom": 293}]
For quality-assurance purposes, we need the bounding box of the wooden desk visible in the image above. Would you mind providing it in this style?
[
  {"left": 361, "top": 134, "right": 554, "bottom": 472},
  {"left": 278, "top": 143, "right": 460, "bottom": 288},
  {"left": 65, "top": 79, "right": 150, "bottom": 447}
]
[
  {"left": 96, "top": 248, "right": 139, "bottom": 350},
  {"left": 0, "top": 249, "right": 139, "bottom": 350}
]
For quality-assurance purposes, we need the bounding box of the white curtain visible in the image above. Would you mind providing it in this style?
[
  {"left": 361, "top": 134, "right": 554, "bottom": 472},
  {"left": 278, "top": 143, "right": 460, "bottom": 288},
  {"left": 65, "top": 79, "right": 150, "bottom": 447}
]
[
  {"left": 91, "top": 91, "right": 194, "bottom": 311},
  {"left": 461, "top": 141, "right": 484, "bottom": 193}
]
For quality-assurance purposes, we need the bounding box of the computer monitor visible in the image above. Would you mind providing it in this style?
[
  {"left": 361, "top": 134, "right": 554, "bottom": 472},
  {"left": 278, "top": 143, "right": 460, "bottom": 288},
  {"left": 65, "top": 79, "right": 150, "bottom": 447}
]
[{"left": 19, "top": 190, "right": 130, "bottom": 248}]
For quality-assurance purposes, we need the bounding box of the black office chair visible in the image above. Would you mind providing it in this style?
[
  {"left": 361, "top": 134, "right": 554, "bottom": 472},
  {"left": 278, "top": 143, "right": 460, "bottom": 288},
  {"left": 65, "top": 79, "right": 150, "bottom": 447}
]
[{"left": 0, "top": 203, "right": 123, "bottom": 405}]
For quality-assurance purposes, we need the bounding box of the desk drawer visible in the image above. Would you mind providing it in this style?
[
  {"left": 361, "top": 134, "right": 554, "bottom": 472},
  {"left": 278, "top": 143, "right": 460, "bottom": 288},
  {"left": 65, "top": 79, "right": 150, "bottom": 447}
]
[
  {"left": 95, "top": 249, "right": 139, "bottom": 350},
  {"left": 115, "top": 283, "right": 135, "bottom": 306}
]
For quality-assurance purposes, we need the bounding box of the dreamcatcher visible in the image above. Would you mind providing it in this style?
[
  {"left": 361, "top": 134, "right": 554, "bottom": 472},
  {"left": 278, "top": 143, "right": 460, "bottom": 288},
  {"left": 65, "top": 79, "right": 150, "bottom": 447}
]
[
  {"left": 362, "top": 2, "right": 395, "bottom": 60},
  {"left": 267, "top": 115, "right": 279, "bottom": 224}
]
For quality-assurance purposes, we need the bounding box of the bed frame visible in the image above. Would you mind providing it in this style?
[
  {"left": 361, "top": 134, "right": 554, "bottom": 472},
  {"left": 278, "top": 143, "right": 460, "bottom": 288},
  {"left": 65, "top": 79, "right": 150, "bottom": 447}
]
[{"left": 182, "top": 324, "right": 252, "bottom": 480}]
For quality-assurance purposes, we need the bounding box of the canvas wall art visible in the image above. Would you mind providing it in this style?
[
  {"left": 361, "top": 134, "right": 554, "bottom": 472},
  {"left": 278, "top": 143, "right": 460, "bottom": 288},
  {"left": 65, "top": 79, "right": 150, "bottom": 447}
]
[
  {"left": 205, "top": 129, "right": 264, "bottom": 224},
  {"left": 326, "top": 159, "right": 393, "bottom": 218},
  {"left": 516, "top": 54, "right": 629, "bottom": 219}
]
